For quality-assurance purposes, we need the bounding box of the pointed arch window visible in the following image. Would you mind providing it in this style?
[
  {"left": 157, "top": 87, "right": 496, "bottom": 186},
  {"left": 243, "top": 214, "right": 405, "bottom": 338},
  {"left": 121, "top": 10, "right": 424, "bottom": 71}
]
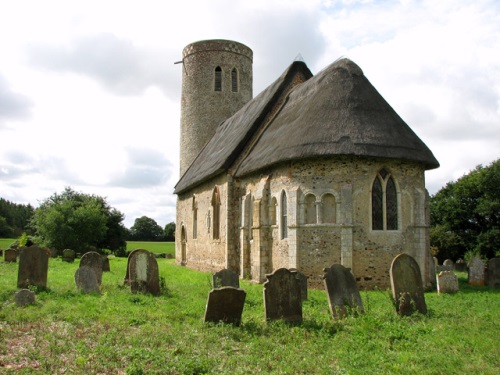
[
  {"left": 280, "top": 191, "right": 288, "bottom": 239},
  {"left": 372, "top": 169, "right": 398, "bottom": 230},
  {"left": 214, "top": 66, "right": 222, "bottom": 91},
  {"left": 231, "top": 68, "right": 238, "bottom": 92},
  {"left": 212, "top": 186, "right": 221, "bottom": 239}
]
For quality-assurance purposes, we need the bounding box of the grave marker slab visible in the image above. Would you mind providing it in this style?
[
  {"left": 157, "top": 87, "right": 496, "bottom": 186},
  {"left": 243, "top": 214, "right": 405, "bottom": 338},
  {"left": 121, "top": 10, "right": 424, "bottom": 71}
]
[
  {"left": 290, "top": 268, "right": 308, "bottom": 301},
  {"left": 390, "top": 253, "right": 427, "bottom": 315},
  {"left": 213, "top": 268, "right": 239, "bottom": 288},
  {"left": 15, "top": 289, "right": 36, "bottom": 307},
  {"left": 75, "top": 266, "right": 100, "bottom": 293},
  {"left": 443, "top": 259, "right": 454, "bottom": 271},
  {"left": 102, "top": 256, "right": 110, "bottom": 272},
  {"left": 263, "top": 268, "right": 302, "bottom": 323},
  {"left": 468, "top": 256, "right": 485, "bottom": 286},
  {"left": 486, "top": 258, "right": 500, "bottom": 287},
  {"left": 455, "top": 259, "right": 467, "bottom": 272},
  {"left": 322, "top": 264, "right": 364, "bottom": 319},
  {"left": 79, "top": 251, "right": 104, "bottom": 286},
  {"left": 128, "top": 249, "right": 160, "bottom": 296},
  {"left": 4, "top": 248, "right": 17, "bottom": 263},
  {"left": 62, "top": 249, "right": 76, "bottom": 263},
  {"left": 17, "top": 246, "right": 49, "bottom": 289},
  {"left": 437, "top": 271, "right": 459, "bottom": 294},
  {"left": 204, "top": 287, "right": 246, "bottom": 325}
]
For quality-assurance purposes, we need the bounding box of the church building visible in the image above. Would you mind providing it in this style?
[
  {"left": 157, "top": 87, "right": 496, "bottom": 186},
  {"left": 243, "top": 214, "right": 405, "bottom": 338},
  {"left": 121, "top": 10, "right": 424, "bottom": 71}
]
[{"left": 174, "top": 39, "right": 439, "bottom": 289}]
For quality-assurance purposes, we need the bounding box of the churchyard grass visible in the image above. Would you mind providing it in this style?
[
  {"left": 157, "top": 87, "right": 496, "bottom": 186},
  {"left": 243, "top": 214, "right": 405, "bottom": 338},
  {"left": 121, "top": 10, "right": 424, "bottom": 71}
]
[
  {"left": 126, "top": 241, "right": 174, "bottom": 255},
  {"left": 1, "top": 259, "right": 499, "bottom": 374}
]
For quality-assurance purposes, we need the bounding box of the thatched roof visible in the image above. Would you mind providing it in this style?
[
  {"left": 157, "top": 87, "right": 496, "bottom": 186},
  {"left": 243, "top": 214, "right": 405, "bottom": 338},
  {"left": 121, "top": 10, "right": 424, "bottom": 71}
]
[{"left": 175, "top": 58, "right": 439, "bottom": 194}]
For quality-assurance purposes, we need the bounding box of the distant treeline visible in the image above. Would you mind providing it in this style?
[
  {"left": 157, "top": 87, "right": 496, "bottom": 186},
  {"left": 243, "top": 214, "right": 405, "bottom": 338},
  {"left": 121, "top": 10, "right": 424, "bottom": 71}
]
[{"left": 0, "top": 198, "right": 34, "bottom": 237}]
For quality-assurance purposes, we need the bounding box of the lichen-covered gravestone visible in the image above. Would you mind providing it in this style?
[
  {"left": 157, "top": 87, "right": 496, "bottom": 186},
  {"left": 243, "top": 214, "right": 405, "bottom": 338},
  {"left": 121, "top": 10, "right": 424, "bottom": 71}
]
[
  {"left": 486, "top": 258, "right": 500, "bottom": 287},
  {"left": 75, "top": 266, "right": 101, "bottom": 293},
  {"left": 204, "top": 287, "right": 246, "bottom": 325},
  {"left": 128, "top": 249, "right": 160, "bottom": 296},
  {"left": 468, "top": 256, "right": 485, "bottom": 286},
  {"left": 213, "top": 268, "right": 239, "bottom": 288},
  {"left": 437, "top": 271, "right": 459, "bottom": 294},
  {"left": 322, "top": 264, "right": 364, "bottom": 319},
  {"left": 390, "top": 253, "right": 427, "bottom": 315},
  {"left": 263, "top": 268, "right": 302, "bottom": 323},
  {"left": 62, "top": 249, "right": 76, "bottom": 263},
  {"left": 79, "top": 251, "right": 104, "bottom": 286},
  {"left": 17, "top": 246, "right": 49, "bottom": 289},
  {"left": 15, "top": 289, "right": 36, "bottom": 306},
  {"left": 4, "top": 248, "right": 17, "bottom": 263}
]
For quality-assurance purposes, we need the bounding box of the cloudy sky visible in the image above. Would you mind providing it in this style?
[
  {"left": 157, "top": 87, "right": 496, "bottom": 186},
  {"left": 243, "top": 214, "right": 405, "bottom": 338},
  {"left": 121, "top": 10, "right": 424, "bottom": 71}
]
[{"left": 1, "top": 0, "right": 499, "bottom": 228}]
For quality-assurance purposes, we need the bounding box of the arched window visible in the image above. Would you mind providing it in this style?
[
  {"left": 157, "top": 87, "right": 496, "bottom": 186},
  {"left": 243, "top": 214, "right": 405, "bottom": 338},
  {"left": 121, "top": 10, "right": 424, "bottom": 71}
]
[
  {"left": 372, "top": 169, "right": 398, "bottom": 230},
  {"left": 212, "top": 186, "right": 221, "bottom": 239},
  {"left": 322, "top": 193, "right": 336, "bottom": 224},
  {"left": 231, "top": 68, "right": 238, "bottom": 92},
  {"left": 270, "top": 197, "right": 277, "bottom": 226},
  {"left": 304, "top": 194, "right": 317, "bottom": 224},
  {"left": 280, "top": 191, "right": 288, "bottom": 239},
  {"left": 192, "top": 196, "right": 197, "bottom": 239},
  {"left": 214, "top": 66, "right": 222, "bottom": 91}
]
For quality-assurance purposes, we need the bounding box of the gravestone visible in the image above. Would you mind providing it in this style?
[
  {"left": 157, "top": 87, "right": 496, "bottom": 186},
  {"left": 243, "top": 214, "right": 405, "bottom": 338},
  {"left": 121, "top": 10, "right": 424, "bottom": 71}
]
[
  {"left": 204, "top": 287, "right": 246, "bottom": 325},
  {"left": 468, "top": 256, "right": 485, "bottom": 286},
  {"left": 443, "top": 259, "right": 454, "bottom": 271},
  {"left": 263, "top": 268, "right": 302, "bottom": 323},
  {"left": 437, "top": 271, "right": 459, "bottom": 294},
  {"left": 75, "top": 266, "right": 100, "bottom": 293},
  {"left": 455, "top": 259, "right": 467, "bottom": 272},
  {"left": 79, "top": 251, "right": 104, "bottom": 286},
  {"left": 486, "top": 258, "right": 500, "bottom": 287},
  {"left": 15, "top": 289, "right": 36, "bottom": 307},
  {"left": 4, "top": 248, "right": 17, "bottom": 263},
  {"left": 17, "top": 246, "right": 49, "bottom": 289},
  {"left": 128, "top": 249, "right": 160, "bottom": 296},
  {"left": 322, "top": 264, "right": 364, "bottom": 319},
  {"left": 62, "top": 249, "right": 76, "bottom": 263},
  {"left": 102, "top": 256, "right": 110, "bottom": 272},
  {"left": 390, "top": 253, "right": 427, "bottom": 315},
  {"left": 290, "top": 268, "right": 308, "bottom": 301},
  {"left": 426, "top": 254, "right": 437, "bottom": 291},
  {"left": 124, "top": 249, "right": 140, "bottom": 285},
  {"left": 213, "top": 268, "right": 239, "bottom": 288}
]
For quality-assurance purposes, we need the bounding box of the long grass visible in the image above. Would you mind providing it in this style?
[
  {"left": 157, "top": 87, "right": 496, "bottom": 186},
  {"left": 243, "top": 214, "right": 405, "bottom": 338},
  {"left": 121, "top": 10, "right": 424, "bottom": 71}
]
[{"left": 0, "top": 256, "right": 499, "bottom": 374}]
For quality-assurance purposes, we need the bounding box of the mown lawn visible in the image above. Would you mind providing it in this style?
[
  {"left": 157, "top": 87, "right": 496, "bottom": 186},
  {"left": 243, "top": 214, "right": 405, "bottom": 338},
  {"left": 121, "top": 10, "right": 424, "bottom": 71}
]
[{"left": 0, "top": 255, "right": 499, "bottom": 374}]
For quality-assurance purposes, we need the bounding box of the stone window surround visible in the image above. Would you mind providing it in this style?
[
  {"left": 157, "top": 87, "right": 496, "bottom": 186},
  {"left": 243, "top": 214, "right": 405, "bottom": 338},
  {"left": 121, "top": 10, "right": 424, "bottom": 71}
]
[{"left": 370, "top": 168, "right": 401, "bottom": 232}]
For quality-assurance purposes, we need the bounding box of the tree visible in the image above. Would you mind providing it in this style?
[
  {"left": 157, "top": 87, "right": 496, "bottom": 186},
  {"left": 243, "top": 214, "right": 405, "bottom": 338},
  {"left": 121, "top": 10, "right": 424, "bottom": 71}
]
[
  {"left": 129, "top": 216, "right": 164, "bottom": 241},
  {"left": 0, "top": 198, "right": 34, "bottom": 237},
  {"left": 430, "top": 159, "right": 500, "bottom": 261},
  {"left": 30, "top": 187, "right": 127, "bottom": 254},
  {"left": 164, "top": 222, "right": 175, "bottom": 241}
]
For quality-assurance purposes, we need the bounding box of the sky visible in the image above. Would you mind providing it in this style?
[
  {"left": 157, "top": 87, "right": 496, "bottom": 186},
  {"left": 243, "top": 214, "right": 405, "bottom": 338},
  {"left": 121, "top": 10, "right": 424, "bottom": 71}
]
[{"left": 0, "top": 0, "right": 499, "bottom": 229}]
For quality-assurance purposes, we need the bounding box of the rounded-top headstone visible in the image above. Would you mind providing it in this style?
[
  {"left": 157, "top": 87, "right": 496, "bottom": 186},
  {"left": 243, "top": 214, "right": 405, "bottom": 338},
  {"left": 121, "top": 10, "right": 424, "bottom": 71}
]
[
  {"left": 390, "top": 253, "right": 427, "bottom": 315},
  {"left": 79, "top": 251, "right": 104, "bottom": 285}
]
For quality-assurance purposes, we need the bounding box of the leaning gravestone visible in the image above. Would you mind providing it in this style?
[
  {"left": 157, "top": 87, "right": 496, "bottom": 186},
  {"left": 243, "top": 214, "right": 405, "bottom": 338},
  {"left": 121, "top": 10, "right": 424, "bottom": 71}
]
[
  {"left": 204, "top": 287, "right": 246, "bottom": 325},
  {"left": 390, "top": 253, "right": 427, "bottom": 315},
  {"left": 17, "top": 246, "right": 49, "bottom": 289},
  {"left": 322, "top": 264, "right": 364, "bottom": 319},
  {"left": 437, "top": 271, "right": 459, "bottom": 294},
  {"left": 486, "top": 258, "right": 500, "bottom": 287},
  {"left": 75, "top": 266, "right": 100, "bottom": 293},
  {"left": 4, "top": 248, "right": 17, "bottom": 263},
  {"left": 128, "top": 249, "right": 160, "bottom": 296},
  {"left": 443, "top": 259, "right": 454, "bottom": 271},
  {"left": 468, "top": 256, "right": 485, "bottom": 286},
  {"left": 79, "top": 251, "right": 104, "bottom": 286},
  {"left": 15, "top": 289, "right": 36, "bottom": 307},
  {"left": 263, "top": 268, "right": 302, "bottom": 323},
  {"left": 62, "top": 249, "right": 76, "bottom": 263},
  {"left": 213, "top": 268, "right": 239, "bottom": 288}
]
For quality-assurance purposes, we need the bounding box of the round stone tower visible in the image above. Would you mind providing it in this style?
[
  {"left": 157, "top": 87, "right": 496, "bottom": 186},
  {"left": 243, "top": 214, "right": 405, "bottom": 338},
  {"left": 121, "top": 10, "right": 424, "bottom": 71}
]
[{"left": 179, "top": 39, "right": 253, "bottom": 176}]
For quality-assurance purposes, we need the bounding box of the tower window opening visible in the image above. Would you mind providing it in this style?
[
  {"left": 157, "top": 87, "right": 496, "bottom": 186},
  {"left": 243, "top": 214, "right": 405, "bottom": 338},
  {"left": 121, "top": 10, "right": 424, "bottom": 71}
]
[
  {"left": 231, "top": 68, "right": 238, "bottom": 92},
  {"left": 214, "top": 66, "right": 222, "bottom": 91}
]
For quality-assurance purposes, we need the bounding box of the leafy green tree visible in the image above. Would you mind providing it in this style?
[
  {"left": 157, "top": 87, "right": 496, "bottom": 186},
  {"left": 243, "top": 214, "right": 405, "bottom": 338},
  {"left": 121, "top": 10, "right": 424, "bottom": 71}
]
[
  {"left": 430, "top": 159, "right": 500, "bottom": 261},
  {"left": 0, "top": 198, "right": 34, "bottom": 237},
  {"left": 30, "top": 187, "right": 127, "bottom": 254},
  {"left": 129, "top": 216, "right": 164, "bottom": 241},
  {"left": 164, "top": 222, "right": 175, "bottom": 241}
]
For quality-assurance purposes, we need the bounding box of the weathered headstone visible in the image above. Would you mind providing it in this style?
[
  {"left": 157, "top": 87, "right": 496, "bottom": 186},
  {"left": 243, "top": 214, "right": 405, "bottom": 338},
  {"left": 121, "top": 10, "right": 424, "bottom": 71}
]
[
  {"left": 468, "top": 256, "right": 485, "bottom": 286},
  {"left": 486, "top": 257, "right": 500, "bottom": 287},
  {"left": 128, "top": 249, "right": 160, "bottom": 296},
  {"left": 263, "top": 268, "right": 302, "bottom": 323},
  {"left": 17, "top": 246, "right": 49, "bottom": 289},
  {"left": 75, "top": 266, "right": 100, "bottom": 293},
  {"left": 290, "top": 268, "right": 308, "bottom": 301},
  {"left": 124, "top": 249, "right": 140, "bottom": 285},
  {"left": 426, "top": 254, "right": 437, "bottom": 291},
  {"left": 455, "top": 259, "right": 467, "bottom": 272},
  {"left": 322, "top": 264, "right": 364, "bottom": 319},
  {"left": 213, "top": 268, "right": 239, "bottom": 288},
  {"left": 4, "top": 248, "right": 17, "bottom": 263},
  {"left": 79, "top": 251, "right": 103, "bottom": 286},
  {"left": 62, "top": 249, "right": 76, "bottom": 263},
  {"left": 443, "top": 259, "right": 454, "bottom": 271},
  {"left": 390, "top": 253, "right": 427, "bottom": 315},
  {"left": 204, "top": 287, "right": 246, "bottom": 325},
  {"left": 15, "top": 289, "right": 36, "bottom": 307},
  {"left": 49, "top": 248, "right": 58, "bottom": 258},
  {"left": 102, "top": 256, "right": 110, "bottom": 272},
  {"left": 437, "top": 271, "right": 459, "bottom": 294}
]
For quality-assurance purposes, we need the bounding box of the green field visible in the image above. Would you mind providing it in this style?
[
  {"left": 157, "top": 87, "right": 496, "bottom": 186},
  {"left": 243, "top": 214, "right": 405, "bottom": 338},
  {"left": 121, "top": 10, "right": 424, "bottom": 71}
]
[{"left": 0, "top": 255, "right": 499, "bottom": 374}]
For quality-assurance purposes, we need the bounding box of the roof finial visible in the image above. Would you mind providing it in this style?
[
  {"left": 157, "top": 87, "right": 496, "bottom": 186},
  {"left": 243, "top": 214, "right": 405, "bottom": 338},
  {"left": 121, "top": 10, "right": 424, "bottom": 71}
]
[{"left": 294, "top": 53, "right": 304, "bottom": 62}]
